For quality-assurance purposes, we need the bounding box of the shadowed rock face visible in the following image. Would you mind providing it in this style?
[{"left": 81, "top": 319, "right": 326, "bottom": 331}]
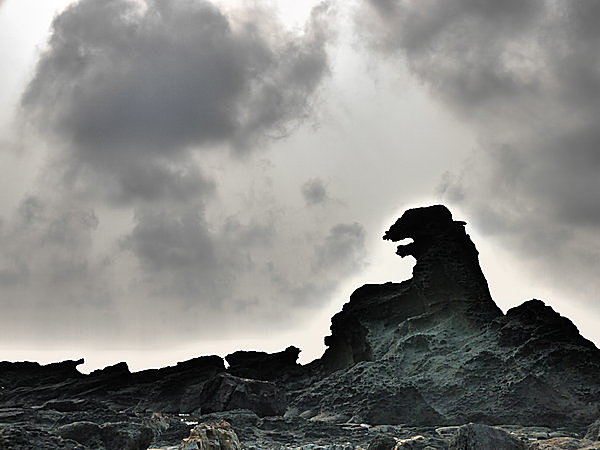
[
  {"left": 319, "top": 205, "right": 502, "bottom": 371},
  {"left": 225, "top": 346, "right": 302, "bottom": 381},
  {"left": 297, "top": 205, "right": 600, "bottom": 428},
  {"left": 383, "top": 205, "right": 498, "bottom": 313}
]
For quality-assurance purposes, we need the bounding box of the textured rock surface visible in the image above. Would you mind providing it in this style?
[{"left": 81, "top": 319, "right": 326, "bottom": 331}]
[
  {"left": 225, "top": 346, "right": 302, "bottom": 381},
  {"left": 198, "top": 373, "right": 287, "bottom": 417},
  {"left": 448, "top": 423, "right": 525, "bottom": 449},
  {"left": 367, "top": 435, "right": 396, "bottom": 450},
  {"left": 56, "top": 420, "right": 154, "bottom": 450},
  {"left": 293, "top": 205, "right": 600, "bottom": 428},
  {"left": 0, "top": 424, "right": 85, "bottom": 450},
  {"left": 178, "top": 420, "right": 241, "bottom": 450},
  {"left": 586, "top": 419, "right": 600, "bottom": 442},
  {"left": 528, "top": 437, "right": 600, "bottom": 449}
]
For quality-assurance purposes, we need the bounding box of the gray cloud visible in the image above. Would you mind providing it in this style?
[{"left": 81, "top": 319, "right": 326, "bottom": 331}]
[
  {"left": 302, "top": 178, "right": 328, "bottom": 206},
  {"left": 0, "top": 0, "right": 351, "bottom": 348},
  {"left": 23, "top": 0, "right": 332, "bottom": 203},
  {"left": 121, "top": 206, "right": 226, "bottom": 302},
  {"left": 0, "top": 195, "right": 98, "bottom": 289},
  {"left": 313, "top": 222, "right": 366, "bottom": 275},
  {"left": 359, "top": 0, "right": 543, "bottom": 117},
  {"left": 361, "top": 0, "right": 600, "bottom": 303},
  {"left": 267, "top": 221, "right": 367, "bottom": 307},
  {"left": 0, "top": 193, "right": 115, "bottom": 345}
]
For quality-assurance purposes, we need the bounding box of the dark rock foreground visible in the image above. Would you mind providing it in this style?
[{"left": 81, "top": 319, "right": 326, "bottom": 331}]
[{"left": 1, "top": 205, "right": 599, "bottom": 449}]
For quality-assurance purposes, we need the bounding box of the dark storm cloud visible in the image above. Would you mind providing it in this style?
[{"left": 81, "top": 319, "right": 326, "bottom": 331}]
[
  {"left": 23, "top": 0, "right": 332, "bottom": 202},
  {"left": 361, "top": 0, "right": 600, "bottom": 301},
  {"left": 359, "top": 0, "right": 543, "bottom": 116},
  {"left": 302, "top": 178, "right": 328, "bottom": 206},
  {"left": 1, "top": 0, "right": 355, "bottom": 345}
]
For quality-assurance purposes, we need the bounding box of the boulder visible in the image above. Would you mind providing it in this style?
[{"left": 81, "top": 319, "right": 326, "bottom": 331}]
[
  {"left": 0, "top": 425, "right": 85, "bottom": 450},
  {"left": 528, "top": 437, "right": 599, "bottom": 449},
  {"left": 57, "top": 420, "right": 154, "bottom": 450},
  {"left": 448, "top": 423, "right": 525, "bottom": 450},
  {"left": 586, "top": 418, "right": 600, "bottom": 442},
  {"left": 179, "top": 420, "right": 241, "bottom": 450},
  {"left": 56, "top": 421, "right": 104, "bottom": 448},
  {"left": 367, "top": 435, "right": 397, "bottom": 450}
]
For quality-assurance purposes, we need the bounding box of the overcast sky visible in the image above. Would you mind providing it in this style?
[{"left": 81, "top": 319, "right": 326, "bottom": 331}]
[{"left": 1, "top": 0, "right": 598, "bottom": 372}]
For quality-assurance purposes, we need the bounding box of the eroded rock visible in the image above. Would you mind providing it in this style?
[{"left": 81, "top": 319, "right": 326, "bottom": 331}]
[
  {"left": 586, "top": 418, "right": 600, "bottom": 442},
  {"left": 179, "top": 420, "right": 241, "bottom": 450},
  {"left": 448, "top": 423, "right": 525, "bottom": 450},
  {"left": 226, "top": 346, "right": 302, "bottom": 381},
  {"left": 56, "top": 420, "right": 154, "bottom": 450},
  {"left": 294, "top": 205, "right": 600, "bottom": 428},
  {"left": 199, "top": 373, "right": 287, "bottom": 417}
]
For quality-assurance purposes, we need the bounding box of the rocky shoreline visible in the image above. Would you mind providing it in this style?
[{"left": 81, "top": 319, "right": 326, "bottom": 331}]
[{"left": 1, "top": 205, "right": 599, "bottom": 449}]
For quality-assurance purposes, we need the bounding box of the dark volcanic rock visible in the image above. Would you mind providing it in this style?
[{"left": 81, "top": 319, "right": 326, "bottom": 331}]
[
  {"left": 225, "top": 346, "right": 302, "bottom": 381},
  {"left": 318, "top": 205, "right": 502, "bottom": 374},
  {"left": 293, "top": 205, "right": 600, "bottom": 428},
  {"left": 0, "top": 359, "right": 84, "bottom": 390},
  {"left": 132, "top": 355, "right": 226, "bottom": 413},
  {"left": 56, "top": 420, "right": 154, "bottom": 450},
  {"left": 586, "top": 418, "right": 600, "bottom": 442},
  {"left": 179, "top": 420, "right": 242, "bottom": 450},
  {"left": 199, "top": 373, "right": 287, "bottom": 417},
  {"left": 367, "top": 435, "right": 397, "bottom": 450},
  {"left": 294, "top": 360, "right": 445, "bottom": 425},
  {"left": 0, "top": 424, "right": 85, "bottom": 450},
  {"left": 448, "top": 423, "right": 525, "bottom": 449}
]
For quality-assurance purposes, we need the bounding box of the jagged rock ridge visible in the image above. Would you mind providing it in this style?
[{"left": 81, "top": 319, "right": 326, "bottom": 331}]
[{"left": 294, "top": 205, "right": 600, "bottom": 428}]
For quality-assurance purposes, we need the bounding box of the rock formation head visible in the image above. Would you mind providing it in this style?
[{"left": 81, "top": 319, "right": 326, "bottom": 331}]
[
  {"left": 383, "top": 204, "right": 455, "bottom": 241},
  {"left": 383, "top": 204, "right": 467, "bottom": 259}
]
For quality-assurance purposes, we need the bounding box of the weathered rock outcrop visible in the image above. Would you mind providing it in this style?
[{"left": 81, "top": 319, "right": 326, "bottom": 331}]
[
  {"left": 294, "top": 205, "right": 600, "bottom": 428},
  {"left": 448, "top": 423, "right": 526, "bottom": 450},
  {"left": 225, "top": 346, "right": 302, "bottom": 381},
  {"left": 56, "top": 420, "right": 154, "bottom": 450},
  {"left": 198, "top": 374, "right": 287, "bottom": 417},
  {"left": 178, "top": 420, "right": 242, "bottom": 450}
]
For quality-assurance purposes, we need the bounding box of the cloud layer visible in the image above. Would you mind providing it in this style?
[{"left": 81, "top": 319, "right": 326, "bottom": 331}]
[
  {"left": 0, "top": 0, "right": 372, "bottom": 348},
  {"left": 23, "top": 0, "right": 332, "bottom": 203}
]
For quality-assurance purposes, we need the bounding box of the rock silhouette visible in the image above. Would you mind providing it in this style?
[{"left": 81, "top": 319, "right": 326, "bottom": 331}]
[{"left": 1, "top": 205, "right": 599, "bottom": 449}]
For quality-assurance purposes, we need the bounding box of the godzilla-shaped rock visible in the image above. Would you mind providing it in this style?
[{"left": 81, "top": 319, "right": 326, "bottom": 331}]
[{"left": 294, "top": 205, "right": 600, "bottom": 428}]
